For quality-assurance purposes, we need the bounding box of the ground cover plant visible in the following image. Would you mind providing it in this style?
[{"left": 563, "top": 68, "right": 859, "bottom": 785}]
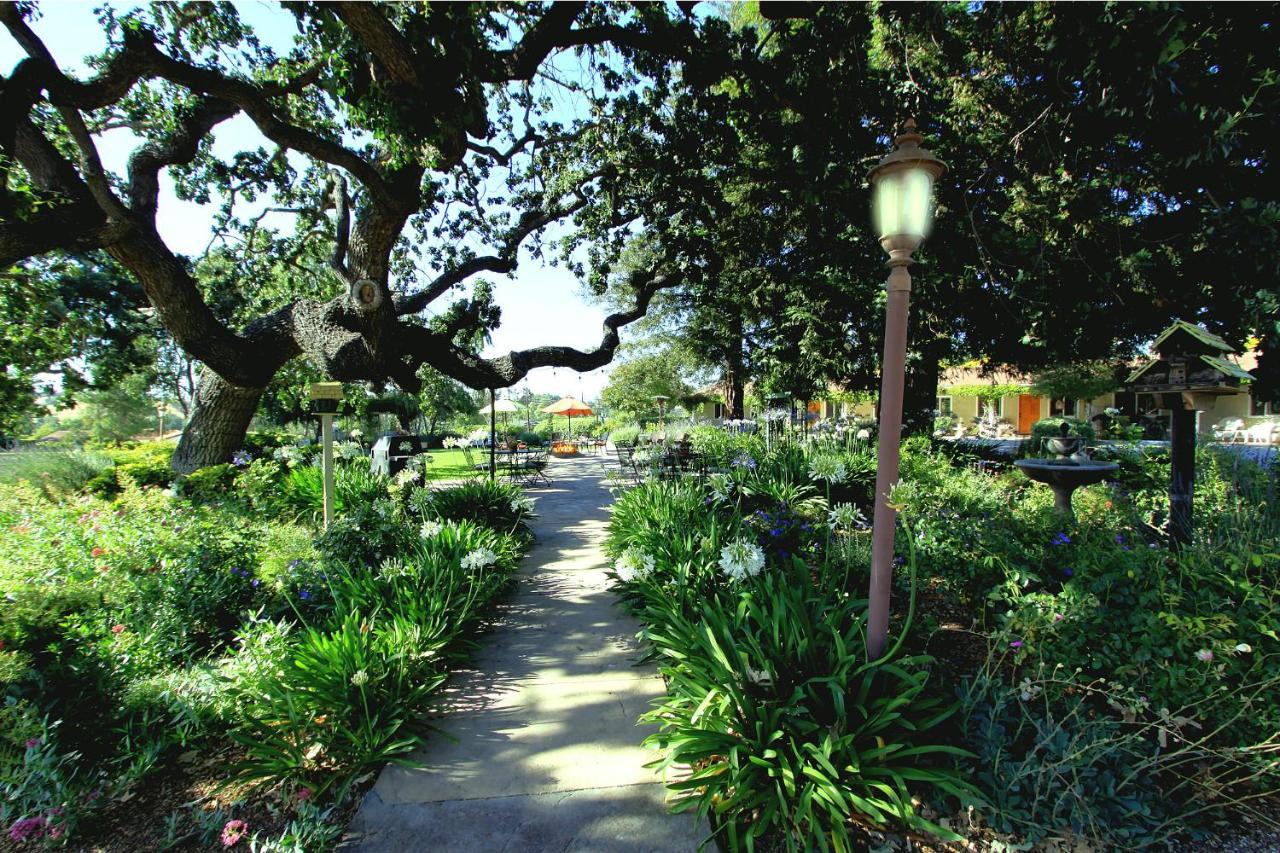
[
  {"left": 0, "top": 440, "right": 535, "bottom": 847},
  {"left": 608, "top": 428, "right": 1280, "bottom": 850}
]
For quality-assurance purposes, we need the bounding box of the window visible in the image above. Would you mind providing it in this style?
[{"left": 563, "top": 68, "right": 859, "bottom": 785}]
[
  {"left": 937, "top": 396, "right": 953, "bottom": 415},
  {"left": 1253, "top": 397, "right": 1277, "bottom": 416},
  {"left": 982, "top": 397, "right": 1003, "bottom": 418},
  {"left": 1050, "top": 398, "right": 1078, "bottom": 417},
  {"left": 713, "top": 403, "right": 725, "bottom": 419}
]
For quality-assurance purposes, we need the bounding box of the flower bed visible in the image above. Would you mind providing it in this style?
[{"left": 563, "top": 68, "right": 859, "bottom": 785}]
[
  {"left": 607, "top": 427, "right": 1280, "bottom": 849},
  {"left": 0, "top": 443, "right": 535, "bottom": 847}
]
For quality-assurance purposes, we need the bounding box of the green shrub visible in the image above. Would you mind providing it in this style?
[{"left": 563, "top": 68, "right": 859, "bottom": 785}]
[
  {"left": 608, "top": 424, "right": 641, "bottom": 446},
  {"left": 84, "top": 442, "right": 175, "bottom": 496},
  {"left": 639, "top": 561, "right": 976, "bottom": 848},
  {"left": 1029, "top": 416, "right": 1095, "bottom": 455},
  {"left": 411, "top": 479, "right": 535, "bottom": 540},
  {"left": 181, "top": 462, "right": 237, "bottom": 503},
  {"left": 0, "top": 448, "right": 114, "bottom": 495}
]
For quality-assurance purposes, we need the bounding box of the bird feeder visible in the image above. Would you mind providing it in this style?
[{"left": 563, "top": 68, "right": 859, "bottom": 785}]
[
  {"left": 1124, "top": 320, "right": 1254, "bottom": 546},
  {"left": 307, "top": 382, "right": 344, "bottom": 527}
]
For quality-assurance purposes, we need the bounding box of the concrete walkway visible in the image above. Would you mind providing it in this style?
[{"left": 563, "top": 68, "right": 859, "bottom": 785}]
[{"left": 344, "top": 454, "right": 704, "bottom": 851}]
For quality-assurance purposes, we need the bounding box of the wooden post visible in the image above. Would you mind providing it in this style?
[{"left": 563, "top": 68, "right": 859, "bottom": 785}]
[
  {"left": 1169, "top": 403, "right": 1195, "bottom": 548},
  {"left": 488, "top": 388, "right": 497, "bottom": 481},
  {"left": 320, "top": 412, "right": 335, "bottom": 528}
]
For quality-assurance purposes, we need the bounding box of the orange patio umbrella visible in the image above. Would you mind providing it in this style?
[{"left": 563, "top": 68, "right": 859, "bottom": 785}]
[{"left": 542, "top": 395, "right": 593, "bottom": 437}]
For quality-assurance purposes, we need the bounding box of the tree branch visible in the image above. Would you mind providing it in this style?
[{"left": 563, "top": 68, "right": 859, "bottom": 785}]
[
  {"left": 331, "top": 3, "right": 421, "bottom": 88},
  {"left": 127, "top": 95, "right": 238, "bottom": 217},
  {"left": 327, "top": 174, "right": 352, "bottom": 281},
  {"left": 395, "top": 191, "right": 592, "bottom": 314}
]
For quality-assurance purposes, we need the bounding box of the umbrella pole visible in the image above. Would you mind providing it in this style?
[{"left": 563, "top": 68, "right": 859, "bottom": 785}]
[{"left": 489, "top": 388, "right": 496, "bottom": 481}]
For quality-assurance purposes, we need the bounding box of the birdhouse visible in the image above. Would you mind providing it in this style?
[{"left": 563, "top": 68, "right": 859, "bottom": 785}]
[
  {"left": 308, "top": 381, "right": 344, "bottom": 415},
  {"left": 1125, "top": 320, "right": 1253, "bottom": 412}
]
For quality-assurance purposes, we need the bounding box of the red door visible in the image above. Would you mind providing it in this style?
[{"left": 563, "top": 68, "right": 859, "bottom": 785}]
[{"left": 1017, "top": 395, "right": 1040, "bottom": 435}]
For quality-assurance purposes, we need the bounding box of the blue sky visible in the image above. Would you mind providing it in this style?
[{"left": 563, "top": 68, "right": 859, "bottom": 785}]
[{"left": 1, "top": 2, "right": 625, "bottom": 401}]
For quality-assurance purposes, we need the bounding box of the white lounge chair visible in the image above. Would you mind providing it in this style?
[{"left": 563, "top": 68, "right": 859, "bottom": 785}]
[
  {"left": 1246, "top": 421, "right": 1278, "bottom": 445},
  {"left": 1213, "top": 417, "right": 1246, "bottom": 442}
]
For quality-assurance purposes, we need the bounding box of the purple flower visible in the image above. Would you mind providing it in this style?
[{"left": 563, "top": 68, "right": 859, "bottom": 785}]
[
  {"left": 251, "top": 579, "right": 260, "bottom": 588},
  {"left": 299, "top": 589, "right": 312, "bottom": 600},
  {"left": 1011, "top": 640, "right": 1023, "bottom": 649},
  {"left": 8, "top": 817, "right": 47, "bottom": 843},
  {"left": 1051, "top": 532, "right": 1071, "bottom": 546},
  {"left": 1062, "top": 567, "right": 1073, "bottom": 577},
  {"left": 231, "top": 450, "right": 252, "bottom": 467},
  {"left": 1114, "top": 533, "right": 1125, "bottom": 544},
  {"left": 893, "top": 556, "right": 905, "bottom": 566}
]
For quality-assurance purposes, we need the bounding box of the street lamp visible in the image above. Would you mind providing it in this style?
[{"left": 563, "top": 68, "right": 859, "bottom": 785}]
[{"left": 866, "top": 119, "right": 946, "bottom": 661}]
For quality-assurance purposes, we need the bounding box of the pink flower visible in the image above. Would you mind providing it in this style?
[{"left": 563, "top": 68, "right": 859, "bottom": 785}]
[
  {"left": 1196, "top": 648, "right": 1214, "bottom": 662},
  {"left": 1010, "top": 640, "right": 1023, "bottom": 649},
  {"left": 296, "top": 787, "right": 312, "bottom": 802},
  {"left": 111, "top": 624, "right": 126, "bottom": 634},
  {"left": 91, "top": 547, "right": 106, "bottom": 558},
  {"left": 25, "top": 738, "right": 40, "bottom": 749},
  {"left": 8, "top": 816, "right": 47, "bottom": 842},
  {"left": 221, "top": 819, "right": 248, "bottom": 848}
]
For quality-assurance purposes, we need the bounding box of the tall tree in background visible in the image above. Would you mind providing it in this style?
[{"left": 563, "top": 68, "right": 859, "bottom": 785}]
[{"left": 1, "top": 2, "right": 738, "bottom": 470}]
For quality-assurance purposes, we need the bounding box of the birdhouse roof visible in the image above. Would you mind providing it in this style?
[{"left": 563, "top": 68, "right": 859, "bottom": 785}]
[{"left": 1151, "top": 320, "right": 1233, "bottom": 356}]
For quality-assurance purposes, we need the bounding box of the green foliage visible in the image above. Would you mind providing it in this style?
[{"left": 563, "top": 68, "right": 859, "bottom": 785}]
[
  {"left": 0, "top": 448, "right": 114, "bottom": 495},
  {"left": 600, "top": 349, "right": 697, "bottom": 418},
  {"left": 411, "top": 479, "right": 535, "bottom": 541},
  {"left": 83, "top": 441, "right": 176, "bottom": 496},
  {"left": 180, "top": 462, "right": 237, "bottom": 503},
  {"left": 1030, "top": 362, "right": 1122, "bottom": 403},
  {"left": 606, "top": 471, "right": 978, "bottom": 846},
  {"left": 1029, "top": 416, "right": 1096, "bottom": 454}
]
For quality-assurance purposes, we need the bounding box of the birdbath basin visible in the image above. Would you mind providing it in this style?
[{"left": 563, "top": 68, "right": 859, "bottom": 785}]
[{"left": 1015, "top": 459, "right": 1119, "bottom": 520}]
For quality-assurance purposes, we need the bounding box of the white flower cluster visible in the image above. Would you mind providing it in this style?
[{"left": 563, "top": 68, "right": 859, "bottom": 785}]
[
  {"left": 392, "top": 467, "right": 421, "bottom": 489},
  {"left": 420, "top": 519, "right": 444, "bottom": 539},
  {"left": 272, "top": 445, "right": 305, "bottom": 467},
  {"left": 614, "top": 547, "right": 656, "bottom": 582},
  {"left": 856, "top": 428, "right": 871, "bottom": 440},
  {"left": 442, "top": 436, "right": 468, "bottom": 449},
  {"left": 349, "top": 428, "right": 364, "bottom": 439},
  {"left": 763, "top": 409, "right": 790, "bottom": 423},
  {"left": 1104, "top": 407, "right": 1121, "bottom": 416},
  {"left": 510, "top": 495, "right": 536, "bottom": 516},
  {"left": 461, "top": 547, "right": 498, "bottom": 572},
  {"left": 708, "top": 473, "right": 733, "bottom": 503},
  {"left": 350, "top": 669, "right": 370, "bottom": 687},
  {"left": 336, "top": 440, "right": 363, "bottom": 460},
  {"left": 719, "top": 538, "right": 765, "bottom": 581},
  {"left": 808, "top": 455, "right": 848, "bottom": 484},
  {"left": 827, "top": 502, "right": 868, "bottom": 531}
]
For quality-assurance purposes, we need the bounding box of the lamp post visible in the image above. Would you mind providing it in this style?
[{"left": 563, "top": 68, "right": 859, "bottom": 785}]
[
  {"left": 866, "top": 119, "right": 946, "bottom": 661},
  {"left": 308, "top": 381, "right": 344, "bottom": 528}
]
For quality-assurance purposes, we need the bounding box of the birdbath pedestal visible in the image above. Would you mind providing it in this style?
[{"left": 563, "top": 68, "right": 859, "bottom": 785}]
[{"left": 1015, "top": 459, "right": 1118, "bottom": 520}]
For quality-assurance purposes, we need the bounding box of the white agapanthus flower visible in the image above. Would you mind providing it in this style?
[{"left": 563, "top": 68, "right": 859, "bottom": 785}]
[
  {"left": 420, "top": 519, "right": 444, "bottom": 538},
  {"left": 719, "top": 538, "right": 766, "bottom": 581},
  {"left": 349, "top": 428, "right": 364, "bottom": 439},
  {"left": 1235, "top": 643, "right": 1253, "bottom": 654},
  {"left": 392, "top": 467, "right": 421, "bottom": 488},
  {"left": 510, "top": 495, "right": 536, "bottom": 515},
  {"left": 708, "top": 473, "right": 733, "bottom": 503},
  {"left": 743, "top": 666, "right": 773, "bottom": 687},
  {"left": 827, "top": 502, "right": 868, "bottom": 531},
  {"left": 856, "top": 428, "right": 871, "bottom": 440},
  {"left": 336, "top": 440, "right": 363, "bottom": 460},
  {"left": 461, "top": 547, "right": 498, "bottom": 571},
  {"left": 808, "top": 455, "right": 848, "bottom": 484},
  {"left": 350, "top": 669, "right": 370, "bottom": 687},
  {"left": 1104, "top": 407, "right": 1121, "bottom": 416},
  {"left": 614, "top": 548, "right": 656, "bottom": 582}
]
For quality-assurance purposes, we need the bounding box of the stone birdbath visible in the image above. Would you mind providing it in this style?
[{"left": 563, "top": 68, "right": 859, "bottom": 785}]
[{"left": 1015, "top": 424, "right": 1118, "bottom": 520}]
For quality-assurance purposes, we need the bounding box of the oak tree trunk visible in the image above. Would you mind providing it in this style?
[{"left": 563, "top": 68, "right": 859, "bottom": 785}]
[
  {"left": 723, "top": 316, "right": 746, "bottom": 419},
  {"left": 172, "top": 371, "right": 265, "bottom": 474}
]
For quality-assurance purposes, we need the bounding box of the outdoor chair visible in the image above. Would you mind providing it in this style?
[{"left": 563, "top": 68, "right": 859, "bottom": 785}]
[
  {"left": 518, "top": 449, "right": 552, "bottom": 486},
  {"left": 460, "top": 446, "right": 490, "bottom": 474},
  {"left": 1246, "top": 421, "right": 1278, "bottom": 445},
  {"left": 1212, "top": 418, "right": 1247, "bottom": 442}
]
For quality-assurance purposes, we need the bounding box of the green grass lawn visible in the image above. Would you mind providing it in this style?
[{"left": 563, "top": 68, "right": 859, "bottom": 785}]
[{"left": 420, "top": 447, "right": 482, "bottom": 480}]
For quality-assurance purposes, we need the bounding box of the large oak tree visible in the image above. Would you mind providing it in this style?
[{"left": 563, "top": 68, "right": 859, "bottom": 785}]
[{"left": 1, "top": 1, "right": 729, "bottom": 470}]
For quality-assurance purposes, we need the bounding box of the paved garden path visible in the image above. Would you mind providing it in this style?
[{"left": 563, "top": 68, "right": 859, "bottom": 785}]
[{"left": 344, "top": 454, "right": 704, "bottom": 851}]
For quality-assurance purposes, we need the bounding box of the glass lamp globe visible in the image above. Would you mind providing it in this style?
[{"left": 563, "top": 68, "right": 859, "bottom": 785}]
[{"left": 869, "top": 119, "right": 947, "bottom": 246}]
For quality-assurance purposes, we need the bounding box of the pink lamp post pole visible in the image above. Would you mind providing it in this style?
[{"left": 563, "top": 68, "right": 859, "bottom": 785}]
[{"left": 866, "top": 120, "right": 946, "bottom": 661}]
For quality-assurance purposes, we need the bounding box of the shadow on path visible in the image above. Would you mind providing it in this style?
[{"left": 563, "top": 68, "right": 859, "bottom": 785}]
[{"left": 343, "top": 455, "right": 704, "bottom": 852}]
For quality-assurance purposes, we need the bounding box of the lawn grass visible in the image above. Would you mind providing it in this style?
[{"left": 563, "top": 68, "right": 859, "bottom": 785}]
[{"left": 422, "top": 447, "right": 485, "bottom": 480}]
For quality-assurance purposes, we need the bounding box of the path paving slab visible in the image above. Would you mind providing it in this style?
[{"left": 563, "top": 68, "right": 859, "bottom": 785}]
[{"left": 343, "top": 455, "right": 704, "bottom": 852}]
